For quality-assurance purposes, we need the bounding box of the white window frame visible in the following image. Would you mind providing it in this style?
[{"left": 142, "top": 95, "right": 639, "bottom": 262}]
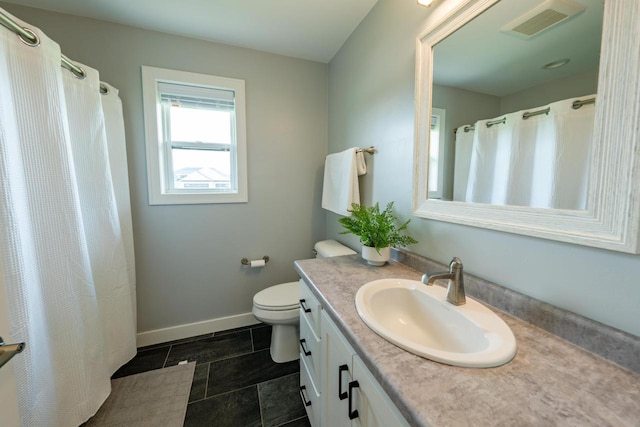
[
  {"left": 141, "top": 66, "right": 248, "bottom": 205},
  {"left": 428, "top": 107, "right": 446, "bottom": 199}
]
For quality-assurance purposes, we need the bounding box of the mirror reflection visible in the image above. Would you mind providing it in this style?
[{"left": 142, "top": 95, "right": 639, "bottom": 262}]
[{"left": 429, "top": 0, "right": 603, "bottom": 210}]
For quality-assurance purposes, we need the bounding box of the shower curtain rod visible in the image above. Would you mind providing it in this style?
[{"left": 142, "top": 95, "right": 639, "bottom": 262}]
[
  {"left": 522, "top": 97, "right": 596, "bottom": 120},
  {"left": 0, "top": 10, "right": 110, "bottom": 94},
  {"left": 455, "top": 97, "right": 596, "bottom": 134}
]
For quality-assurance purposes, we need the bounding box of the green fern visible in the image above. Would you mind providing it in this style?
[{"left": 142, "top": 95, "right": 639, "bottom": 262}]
[{"left": 338, "top": 202, "right": 418, "bottom": 253}]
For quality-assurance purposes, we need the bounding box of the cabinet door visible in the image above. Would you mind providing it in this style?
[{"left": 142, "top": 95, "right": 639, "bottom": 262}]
[
  {"left": 300, "top": 279, "right": 322, "bottom": 337},
  {"left": 351, "top": 355, "right": 410, "bottom": 427},
  {"left": 300, "top": 352, "right": 321, "bottom": 427},
  {"left": 300, "top": 307, "right": 321, "bottom": 384},
  {"left": 321, "top": 311, "right": 354, "bottom": 427}
]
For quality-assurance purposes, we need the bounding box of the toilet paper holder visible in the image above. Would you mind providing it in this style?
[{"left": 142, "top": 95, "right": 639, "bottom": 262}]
[{"left": 241, "top": 256, "right": 270, "bottom": 266}]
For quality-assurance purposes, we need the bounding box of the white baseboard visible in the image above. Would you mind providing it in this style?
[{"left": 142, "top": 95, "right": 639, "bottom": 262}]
[{"left": 136, "top": 312, "right": 260, "bottom": 348}]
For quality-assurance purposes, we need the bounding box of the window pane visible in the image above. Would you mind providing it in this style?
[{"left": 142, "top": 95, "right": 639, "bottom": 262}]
[
  {"left": 169, "top": 106, "right": 232, "bottom": 144},
  {"left": 172, "top": 148, "right": 232, "bottom": 190},
  {"left": 429, "top": 128, "right": 440, "bottom": 192}
]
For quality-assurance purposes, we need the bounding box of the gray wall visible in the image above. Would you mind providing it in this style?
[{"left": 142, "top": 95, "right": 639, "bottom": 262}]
[
  {"left": 1, "top": 3, "right": 328, "bottom": 333},
  {"left": 500, "top": 68, "right": 599, "bottom": 114},
  {"left": 328, "top": 0, "right": 640, "bottom": 337},
  {"left": 432, "top": 84, "right": 501, "bottom": 200}
]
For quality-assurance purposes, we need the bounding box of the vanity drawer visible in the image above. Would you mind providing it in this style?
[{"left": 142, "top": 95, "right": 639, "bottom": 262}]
[
  {"left": 299, "top": 308, "right": 321, "bottom": 383},
  {"left": 299, "top": 279, "right": 322, "bottom": 337},
  {"left": 300, "top": 352, "right": 321, "bottom": 427}
]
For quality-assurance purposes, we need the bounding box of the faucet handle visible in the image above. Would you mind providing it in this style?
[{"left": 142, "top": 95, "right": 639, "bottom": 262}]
[
  {"left": 449, "top": 257, "right": 463, "bottom": 272},
  {"left": 447, "top": 257, "right": 466, "bottom": 306}
]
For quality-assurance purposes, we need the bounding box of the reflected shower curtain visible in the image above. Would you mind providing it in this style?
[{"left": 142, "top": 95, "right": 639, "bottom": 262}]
[
  {"left": 465, "top": 115, "right": 515, "bottom": 205},
  {"left": 462, "top": 96, "right": 595, "bottom": 210},
  {"left": 452, "top": 125, "right": 476, "bottom": 201},
  {"left": 0, "top": 9, "right": 135, "bottom": 426}
]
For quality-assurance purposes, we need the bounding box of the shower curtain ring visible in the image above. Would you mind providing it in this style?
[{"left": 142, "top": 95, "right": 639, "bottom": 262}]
[{"left": 17, "top": 27, "right": 39, "bottom": 47}]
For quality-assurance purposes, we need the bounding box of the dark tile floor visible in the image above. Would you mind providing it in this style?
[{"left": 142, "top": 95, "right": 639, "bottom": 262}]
[{"left": 112, "top": 323, "right": 310, "bottom": 427}]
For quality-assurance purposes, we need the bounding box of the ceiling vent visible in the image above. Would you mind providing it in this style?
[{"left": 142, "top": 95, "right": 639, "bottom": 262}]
[{"left": 500, "top": 0, "right": 586, "bottom": 39}]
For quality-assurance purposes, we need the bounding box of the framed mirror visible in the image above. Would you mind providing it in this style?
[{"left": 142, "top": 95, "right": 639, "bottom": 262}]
[{"left": 413, "top": 0, "right": 640, "bottom": 253}]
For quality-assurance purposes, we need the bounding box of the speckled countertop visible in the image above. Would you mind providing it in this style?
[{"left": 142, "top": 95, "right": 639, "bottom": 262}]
[{"left": 294, "top": 255, "right": 640, "bottom": 427}]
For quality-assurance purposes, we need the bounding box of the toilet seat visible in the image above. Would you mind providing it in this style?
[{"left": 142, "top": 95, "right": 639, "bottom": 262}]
[{"left": 253, "top": 281, "right": 299, "bottom": 311}]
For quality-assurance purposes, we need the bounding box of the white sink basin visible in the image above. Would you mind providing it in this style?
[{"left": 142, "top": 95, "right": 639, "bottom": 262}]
[{"left": 355, "top": 278, "right": 516, "bottom": 368}]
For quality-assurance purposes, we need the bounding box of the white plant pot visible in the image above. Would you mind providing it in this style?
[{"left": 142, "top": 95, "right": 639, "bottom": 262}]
[{"left": 361, "top": 246, "right": 391, "bottom": 266}]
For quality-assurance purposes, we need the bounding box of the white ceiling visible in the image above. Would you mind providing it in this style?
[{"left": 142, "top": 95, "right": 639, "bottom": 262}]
[
  {"left": 2, "top": 0, "right": 379, "bottom": 63},
  {"left": 433, "top": 0, "right": 603, "bottom": 96}
]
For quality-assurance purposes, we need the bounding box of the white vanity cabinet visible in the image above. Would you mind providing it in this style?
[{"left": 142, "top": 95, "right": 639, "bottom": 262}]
[
  {"left": 299, "top": 279, "right": 323, "bottom": 426},
  {"left": 298, "top": 279, "right": 409, "bottom": 427},
  {"left": 320, "top": 310, "right": 409, "bottom": 427}
]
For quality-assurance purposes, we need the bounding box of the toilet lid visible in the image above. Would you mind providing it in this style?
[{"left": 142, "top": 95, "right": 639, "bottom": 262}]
[{"left": 254, "top": 281, "right": 300, "bottom": 310}]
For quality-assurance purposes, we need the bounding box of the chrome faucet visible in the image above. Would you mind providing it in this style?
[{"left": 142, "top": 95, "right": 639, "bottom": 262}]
[{"left": 421, "top": 257, "right": 466, "bottom": 306}]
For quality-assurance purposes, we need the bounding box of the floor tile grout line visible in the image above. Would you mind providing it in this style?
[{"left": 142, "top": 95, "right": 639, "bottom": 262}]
[
  {"left": 257, "top": 380, "right": 265, "bottom": 427},
  {"left": 163, "top": 348, "right": 257, "bottom": 370},
  {"left": 273, "top": 415, "right": 308, "bottom": 427},
  {"left": 189, "top": 383, "right": 259, "bottom": 405},
  {"left": 203, "top": 362, "right": 211, "bottom": 400},
  {"left": 162, "top": 345, "right": 172, "bottom": 368},
  {"left": 201, "top": 348, "right": 256, "bottom": 365},
  {"left": 202, "top": 367, "right": 299, "bottom": 401},
  {"left": 210, "top": 347, "right": 270, "bottom": 364},
  {"left": 165, "top": 338, "right": 259, "bottom": 367}
]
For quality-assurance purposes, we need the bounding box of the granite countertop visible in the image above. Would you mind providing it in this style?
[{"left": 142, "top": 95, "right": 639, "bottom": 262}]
[{"left": 294, "top": 255, "right": 640, "bottom": 427}]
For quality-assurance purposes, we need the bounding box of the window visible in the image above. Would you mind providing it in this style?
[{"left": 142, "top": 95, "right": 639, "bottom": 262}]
[
  {"left": 141, "top": 66, "right": 247, "bottom": 204},
  {"left": 428, "top": 108, "right": 446, "bottom": 199}
]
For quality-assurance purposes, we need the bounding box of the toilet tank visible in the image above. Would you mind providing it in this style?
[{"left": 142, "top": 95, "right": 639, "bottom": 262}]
[{"left": 314, "top": 240, "right": 357, "bottom": 258}]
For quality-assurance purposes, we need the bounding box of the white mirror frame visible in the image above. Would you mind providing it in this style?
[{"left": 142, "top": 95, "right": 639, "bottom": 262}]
[{"left": 413, "top": 0, "right": 640, "bottom": 253}]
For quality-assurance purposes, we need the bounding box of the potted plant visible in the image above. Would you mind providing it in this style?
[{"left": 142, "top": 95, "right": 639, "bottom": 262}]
[{"left": 339, "top": 202, "right": 418, "bottom": 266}]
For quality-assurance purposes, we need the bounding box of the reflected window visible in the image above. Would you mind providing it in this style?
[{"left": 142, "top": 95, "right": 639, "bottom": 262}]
[{"left": 428, "top": 108, "right": 446, "bottom": 199}]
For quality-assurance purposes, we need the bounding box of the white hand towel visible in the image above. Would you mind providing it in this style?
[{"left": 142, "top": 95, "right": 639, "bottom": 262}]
[
  {"left": 356, "top": 150, "right": 367, "bottom": 176},
  {"left": 322, "top": 148, "right": 361, "bottom": 216}
]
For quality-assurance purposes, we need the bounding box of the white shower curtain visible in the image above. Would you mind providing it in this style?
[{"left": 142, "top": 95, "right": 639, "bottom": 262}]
[
  {"left": 0, "top": 8, "right": 136, "bottom": 427},
  {"left": 452, "top": 125, "right": 475, "bottom": 201},
  {"left": 462, "top": 96, "right": 595, "bottom": 210},
  {"left": 101, "top": 83, "right": 137, "bottom": 321},
  {"left": 465, "top": 115, "right": 514, "bottom": 205}
]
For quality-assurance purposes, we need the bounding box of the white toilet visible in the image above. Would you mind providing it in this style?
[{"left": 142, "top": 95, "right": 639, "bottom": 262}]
[{"left": 252, "top": 240, "right": 356, "bottom": 363}]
